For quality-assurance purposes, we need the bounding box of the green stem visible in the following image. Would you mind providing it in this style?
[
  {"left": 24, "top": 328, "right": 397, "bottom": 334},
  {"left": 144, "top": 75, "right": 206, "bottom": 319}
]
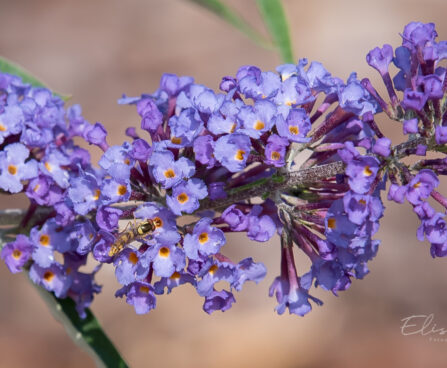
[{"left": 30, "top": 280, "right": 129, "bottom": 368}]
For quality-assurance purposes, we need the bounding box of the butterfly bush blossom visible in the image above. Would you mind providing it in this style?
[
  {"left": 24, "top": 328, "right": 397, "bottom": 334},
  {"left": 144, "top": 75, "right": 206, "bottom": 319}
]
[{"left": 1, "top": 21, "right": 447, "bottom": 317}]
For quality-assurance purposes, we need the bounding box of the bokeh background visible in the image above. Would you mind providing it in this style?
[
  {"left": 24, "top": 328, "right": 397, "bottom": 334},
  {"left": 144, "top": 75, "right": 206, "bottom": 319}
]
[{"left": 1, "top": 0, "right": 447, "bottom": 367}]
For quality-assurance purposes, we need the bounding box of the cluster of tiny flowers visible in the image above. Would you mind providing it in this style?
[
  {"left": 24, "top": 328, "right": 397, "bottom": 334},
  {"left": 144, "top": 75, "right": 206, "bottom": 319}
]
[
  {"left": 1, "top": 21, "right": 446, "bottom": 317},
  {"left": 363, "top": 22, "right": 447, "bottom": 257},
  {"left": 0, "top": 73, "right": 108, "bottom": 317}
]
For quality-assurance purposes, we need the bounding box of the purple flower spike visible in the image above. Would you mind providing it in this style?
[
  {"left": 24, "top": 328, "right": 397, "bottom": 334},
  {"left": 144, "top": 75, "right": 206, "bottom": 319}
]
[
  {"left": 366, "top": 44, "right": 394, "bottom": 76},
  {"left": 1, "top": 235, "right": 33, "bottom": 274}
]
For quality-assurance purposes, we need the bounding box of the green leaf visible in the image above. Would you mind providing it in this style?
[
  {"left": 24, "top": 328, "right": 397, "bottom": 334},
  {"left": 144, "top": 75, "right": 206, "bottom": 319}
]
[
  {"left": 32, "top": 283, "right": 129, "bottom": 368},
  {"left": 256, "top": 0, "right": 294, "bottom": 63},
  {"left": 0, "top": 56, "right": 71, "bottom": 101},
  {"left": 186, "top": 0, "right": 274, "bottom": 49}
]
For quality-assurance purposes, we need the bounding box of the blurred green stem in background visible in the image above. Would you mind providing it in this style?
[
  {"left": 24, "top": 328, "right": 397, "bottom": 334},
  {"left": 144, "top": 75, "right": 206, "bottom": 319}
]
[{"left": 186, "top": 0, "right": 294, "bottom": 62}]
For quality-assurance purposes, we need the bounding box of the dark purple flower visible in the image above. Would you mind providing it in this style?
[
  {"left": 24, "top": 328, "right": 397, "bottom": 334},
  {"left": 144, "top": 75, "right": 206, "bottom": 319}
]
[
  {"left": 435, "top": 125, "right": 447, "bottom": 144},
  {"left": 115, "top": 282, "right": 156, "bottom": 314},
  {"left": 154, "top": 271, "right": 196, "bottom": 295},
  {"left": 402, "top": 89, "right": 428, "bottom": 111},
  {"left": 366, "top": 44, "right": 394, "bottom": 76},
  {"left": 246, "top": 205, "right": 276, "bottom": 242},
  {"left": 221, "top": 204, "right": 248, "bottom": 231},
  {"left": 403, "top": 118, "right": 419, "bottom": 134},
  {"left": 406, "top": 169, "right": 439, "bottom": 205},
  {"left": 203, "top": 289, "right": 235, "bottom": 314},
  {"left": 208, "top": 182, "right": 227, "bottom": 200},
  {"left": 372, "top": 137, "right": 391, "bottom": 157},
  {"left": 27, "top": 175, "right": 64, "bottom": 206},
  {"left": 387, "top": 183, "right": 408, "bottom": 204},
  {"left": 402, "top": 22, "right": 437, "bottom": 50},
  {"left": 96, "top": 206, "right": 123, "bottom": 232},
  {"left": 137, "top": 98, "right": 163, "bottom": 133},
  {"left": 264, "top": 134, "right": 289, "bottom": 167},
  {"left": 193, "top": 135, "right": 216, "bottom": 168},
  {"left": 232, "top": 258, "right": 266, "bottom": 291},
  {"left": 82, "top": 122, "right": 108, "bottom": 151}
]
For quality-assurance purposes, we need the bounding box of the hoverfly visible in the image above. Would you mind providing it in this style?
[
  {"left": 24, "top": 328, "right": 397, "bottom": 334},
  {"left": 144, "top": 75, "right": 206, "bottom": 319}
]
[{"left": 108, "top": 219, "right": 156, "bottom": 257}]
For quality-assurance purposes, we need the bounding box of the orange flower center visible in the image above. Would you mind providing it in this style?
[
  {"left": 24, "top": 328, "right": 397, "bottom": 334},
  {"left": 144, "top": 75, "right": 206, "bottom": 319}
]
[
  {"left": 7, "top": 165, "right": 17, "bottom": 175},
  {"left": 177, "top": 193, "right": 189, "bottom": 204},
  {"left": 43, "top": 271, "right": 55, "bottom": 282},
  {"left": 164, "top": 169, "right": 176, "bottom": 178},
  {"left": 289, "top": 126, "right": 299, "bottom": 135},
  {"left": 234, "top": 149, "right": 245, "bottom": 161},
  {"left": 12, "top": 249, "right": 22, "bottom": 259},
  {"left": 159, "top": 247, "right": 170, "bottom": 258},
  {"left": 39, "top": 234, "right": 50, "bottom": 247},
  {"left": 327, "top": 218, "right": 336, "bottom": 229},
  {"left": 198, "top": 232, "right": 209, "bottom": 244},
  {"left": 128, "top": 252, "right": 139, "bottom": 265},
  {"left": 117, "top": 185, "right": 127, "bottom": 196},
  {"left": 253, "top": 120, "right": 265, "bottom": 130},
  {"left": 271, "top": 151, "right": 281, "bottom": 161}
]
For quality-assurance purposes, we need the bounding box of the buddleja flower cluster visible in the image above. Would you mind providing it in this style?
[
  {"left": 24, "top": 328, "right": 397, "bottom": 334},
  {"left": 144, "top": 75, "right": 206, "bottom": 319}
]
[{"left": 1, "top": 21, "right": 446, "bottom": 317}]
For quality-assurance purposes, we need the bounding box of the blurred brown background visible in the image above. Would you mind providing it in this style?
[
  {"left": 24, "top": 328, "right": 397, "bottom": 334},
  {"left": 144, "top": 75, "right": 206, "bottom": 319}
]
[{"left": 1, "top": 0, "right": 447, "bottom": 367}]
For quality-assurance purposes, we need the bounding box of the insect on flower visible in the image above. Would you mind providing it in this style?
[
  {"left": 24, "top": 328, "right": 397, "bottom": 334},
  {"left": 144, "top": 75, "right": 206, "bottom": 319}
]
[{"left": 108, "top": 219, "right": 156, "bottom": 257}]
